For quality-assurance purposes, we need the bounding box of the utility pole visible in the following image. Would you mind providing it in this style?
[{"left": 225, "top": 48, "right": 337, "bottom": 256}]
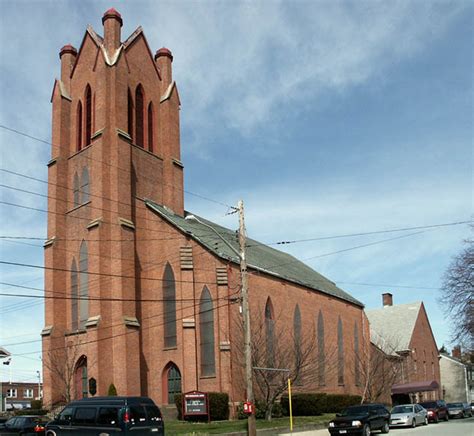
[{"left": 238, "top": 200, "right": 256, "bottom": 436}]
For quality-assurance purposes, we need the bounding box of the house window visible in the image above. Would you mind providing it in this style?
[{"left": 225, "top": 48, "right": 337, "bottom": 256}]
[
  {"left": 77, "top": 101, "right": 82, "bottom": 151},
  {"left": 71, "top": 258, "right": 78, "bottom": 331},
  {"left": 135, "top": 85, "right": 144, "bottom": 147},
  {"left": 148, "top": 102, "right": 154, "bottom": 152},
  {"left": 163, "top": 263, "right": 177, "bottom": 348},
  {"left": 6, "top": 389, "right": 17, "bottom": 398},
  {"left": 127, "top": 89, "right": 134, "bottom": 141},
  {"left": 199, "top": 286, "right": 215, "bottom": 376},
  {"left": 166, "top": 364, "right": 181, "bottom": 404},
  {"left": 354, "top": 322, "right": 360, "bottom": 386},
  {"left": 85, "top": 85, "right": 92, "bottom": 146},
  {"left": 265, "top": 297, "right": 275, "bottom": 367},
  {"left": 317, "top": 310, "right": 325, "bottom": 386},
  {"left": 337, "top": 317, "right": 344, "bottom": 385},
  {"left": 79, "top": 241, "right": 89, "bottom": 329},
  {"left": 80, "top": 167, "right": 90, "bottom": 204},
  {"left": 75, "top": 356, "right": 88, "bottom": 399},
  {"left": 24, "top": 389, "right": 33, "bottom": 398}
]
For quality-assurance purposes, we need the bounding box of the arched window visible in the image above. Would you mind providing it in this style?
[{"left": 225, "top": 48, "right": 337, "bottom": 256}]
[
  {"left": 85, "top": 85, "right": 92, "bottom": 146},
  {"left": 127, "top": 89, "right": 134, "bottom": 141},
  {"left": 135, "top": 85, "right": 144, "bottom": 147},
  {"left": 265, "top": 298, "right": 275, "bottom": 367},
  {"left": 354, "top": 322, "right": 360, "bottom": 386},
  {"left": 79, "top": 241, "right": 88, "bottom": 329},
  {"left": 74, "top": 356, "right": 88, "bottom": 399},
  {"left": 80, "top": 167, "right": 90, "bottom": 204},
  {"left": 293, "top": 304, "right": 302, "bottom": 361},
  {"left": 71, "top": 258, "right": 78, "bottom": 331},
  {"left": 337, "top": 317, "right": 344, "bottom": 385},
  {"left": 73, "top": 173, "right": 80, "bottom": 207},
  {"left": 148, "top": 102, "right": 154, "bottom": 152},
  {"left": 163, "top": 263, "right": 177, "bottom": 348},
  {"left": 77, "top": 101, "right": 82, "bottom": 151},
  {"left": 317, "top": 310, "right": 325, "bottom": 386},
  {"left": 165, "top": 363, "right": 181, "bottom": 404},
  {"left": 199, "top": 286, "right": 215, "bottom": 376}
]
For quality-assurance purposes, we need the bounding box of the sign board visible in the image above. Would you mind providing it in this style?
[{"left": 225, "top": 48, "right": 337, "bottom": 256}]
[{"left": 182, "top": 391, "right": 209, "bottom": 421}]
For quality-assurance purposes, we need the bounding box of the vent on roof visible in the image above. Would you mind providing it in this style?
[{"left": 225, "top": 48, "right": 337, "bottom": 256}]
[
  {"left": 216, "top": 267, "right": 228, "bottom": 285},
  {"left": 180, "top": 247, "right": 193, "bottom": 270}
]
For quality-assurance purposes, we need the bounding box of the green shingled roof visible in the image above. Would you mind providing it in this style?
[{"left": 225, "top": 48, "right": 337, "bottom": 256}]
[{"left": 145, "top": 200, "right": 363, "bottom": 307}]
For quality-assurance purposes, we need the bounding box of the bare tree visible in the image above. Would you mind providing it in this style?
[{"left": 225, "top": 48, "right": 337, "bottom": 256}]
[
  {"left": 440, "top": 231, "right": 473, "bottom": 351},
  {"left": 42, "top": 336, "right": 91, "bottom": 407}
]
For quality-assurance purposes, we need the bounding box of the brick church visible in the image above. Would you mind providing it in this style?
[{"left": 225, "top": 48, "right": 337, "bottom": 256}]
[{"left": 42, "top": 9, "right": 368, "bottom": 410}]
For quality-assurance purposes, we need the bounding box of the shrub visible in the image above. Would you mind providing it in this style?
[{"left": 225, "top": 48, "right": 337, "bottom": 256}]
[
  {"left": 14, "top": 409, "right": 48, "bottom": 416},
  {"left": 281, "top": 393, "right": 362, "bottom": 416},
  {"left": 30, "top": 400, "right": 43, "bottom": 410},
  {"left": 107, "top": 383, "right": 117, "bottom": 396},
  {"left": 174, "top": 392, "right": 229, "bottom": 421}
]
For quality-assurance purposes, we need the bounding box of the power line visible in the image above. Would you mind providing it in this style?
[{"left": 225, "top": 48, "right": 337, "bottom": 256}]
[{"left": 0, "top": 124, "right": 235, "bottom": 210}]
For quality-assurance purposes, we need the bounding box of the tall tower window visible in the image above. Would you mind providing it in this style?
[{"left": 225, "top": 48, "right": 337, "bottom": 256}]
[
  {"left": 85, "top": 85, "right": 92, "bottom": 146},
  {"left": 354, "top": 322, "right": 360, "bottom": 386},
  {"left": 317, "top": 310, "right": 325, "bottom": 386},
  {"left": 77, "top": 101, "right": 82, "bottom": 151},
  {"left": 265, "top": 297, "right": 275, "bottom": 367},
  {"left": 73, "top": 173, "right": 80, "bottom": 207},
  {"left": 79, "top": 241, "right": 89, "bottom": 329},
  {"left": 163, "top": 263, "right": 177, "bottom": 348},
  {"left": 293, "top": 304, "right": 302, "bottom": 363},
  {"left": 127, "top": 89, "right": 134, "bottom": 141},
  {"left": 337, "top": 316, "right": 344, "bottom": 385},
  {"left": 80, "top": 167, "right": 90, "bottom": 204},
  {"left": 135, "top": 85, "right": 144, "bottom": 147},
  {"left": 165, "top": 363, "right": 181, "bottom": 404},
  {"left": 71, "top": 258, "right": 78, "bottom": 331},
  {"left": 148, "top": 102, "right": 154, "bottom": 152},
  {"left": 199, "top": 286, "right": 215, "bottom": 376}
]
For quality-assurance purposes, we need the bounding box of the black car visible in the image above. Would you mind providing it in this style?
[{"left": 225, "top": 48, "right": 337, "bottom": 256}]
[
  {"left": 0, "top": 415, "right": 49, "bottom": 435},
  {"left": 328, "top": 404, "right": 390, "bottom": 435},
  {"left": 45, "top": 396, "right": 164, "bottom": 436}
]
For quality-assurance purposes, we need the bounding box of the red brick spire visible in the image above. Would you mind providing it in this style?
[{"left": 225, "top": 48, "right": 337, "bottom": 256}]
[{"left": 102, "top": 8, "right": 123, "bottom": 26}]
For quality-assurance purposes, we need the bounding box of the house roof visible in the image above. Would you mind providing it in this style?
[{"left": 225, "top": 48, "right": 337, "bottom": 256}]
[
  {"left": 366, "top": 301, "right": 422, "bottom": 354},
  {"left": 145, "top": 200, "right": 364, "bottom": 307}
]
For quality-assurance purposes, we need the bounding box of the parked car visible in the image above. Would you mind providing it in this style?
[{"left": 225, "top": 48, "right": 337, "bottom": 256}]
[
  {"left": 0, "top": 415, "right": 49, "bottom": 435},
  {"left": 463, "top": 403, "right": 473, "bottom": 417},
  {"left": 45, "top": 396, "right": 164, "bottom": 436},
  {"left": 390, "top": 404, "right": 428, "bottom": 428},
  {"left": 447, "top": 402, "right": 466, "bottom": 418},
  {"left": 418, "top": 400, "right": 449, "bottom": 423},
  {"left": 328, "top": 404, "right": 390, "bottom": 435}
]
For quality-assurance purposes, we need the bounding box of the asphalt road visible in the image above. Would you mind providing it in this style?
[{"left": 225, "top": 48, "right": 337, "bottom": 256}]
[{"left": 279, "top": 416, "right": 474, "bottom": 436}]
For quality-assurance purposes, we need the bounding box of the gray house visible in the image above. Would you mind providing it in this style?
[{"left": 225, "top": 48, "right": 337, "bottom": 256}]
[{"left": 439, "top": 353, "right": 471, "bottom": 402}]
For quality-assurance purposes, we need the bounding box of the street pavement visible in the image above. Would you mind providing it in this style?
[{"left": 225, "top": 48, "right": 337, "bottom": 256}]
[{"left": 278, "top": 416, "right": 473, "bottom": 436}]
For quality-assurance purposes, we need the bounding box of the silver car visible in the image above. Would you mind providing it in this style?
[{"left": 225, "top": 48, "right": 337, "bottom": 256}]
[{"left": 390, "top": 404, "right": 428, "bottom": 428}]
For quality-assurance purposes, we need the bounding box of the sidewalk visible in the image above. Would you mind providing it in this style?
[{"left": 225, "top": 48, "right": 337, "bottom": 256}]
[{"left": 278, "top": 429, "right": 328, "bottom": 436}]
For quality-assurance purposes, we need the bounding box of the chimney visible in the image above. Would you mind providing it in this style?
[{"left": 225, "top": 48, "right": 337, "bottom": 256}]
[
  {"left": 155, "top": 47, "right": 173, "bottom": 87},
  {"left": 102, "top": 8, "right": 122, "bottom": 53},
  {"left": 452, "top": 346, "right": 461, "bottom": 359},
  {"left": 59, "top": 44, "right": 77, "bottom": 91},
  {"left": 382, "top": 292, "right": 393, "bottom": 307}
]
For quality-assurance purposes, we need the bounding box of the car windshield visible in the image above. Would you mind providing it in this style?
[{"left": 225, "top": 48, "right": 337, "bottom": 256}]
[
  {"left": 341, "top": 406, "right": 369, "bottom": 416},
  {"left": 447, "top": 403, "right": 463, "bottom": 408},
  {"left": 392, "top": 405, "right": 413, "bottom": 414},
  {"left": 420, "top": 402, "right": 437, "bottom": 408}
]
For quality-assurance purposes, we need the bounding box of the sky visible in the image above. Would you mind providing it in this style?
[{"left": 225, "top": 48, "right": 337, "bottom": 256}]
[{"left": 0, "top": 0, "right": 472, "bottom": 384}]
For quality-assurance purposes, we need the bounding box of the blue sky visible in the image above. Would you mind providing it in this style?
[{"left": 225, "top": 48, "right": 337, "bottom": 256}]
[{"left": 0, "top": 0, "right": 472, "bottom": 383}]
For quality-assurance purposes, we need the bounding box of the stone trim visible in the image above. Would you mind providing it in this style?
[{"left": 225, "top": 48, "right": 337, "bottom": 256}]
[
  {"left": 180, "top": 247, "right": 193, "bottom": 270},
  {"left": 182, "top": 318, "right": 195, "bottom": 328},
  {"left": 91, "top": 128, "right": 104, "bottom": 140},
  {"left": 41, "top": 326, "right": 53, "bottom": 337},
  {"left": 119, "top": 217, "right": 135, "bottom": 230},
  {"left": 172, "top": 158, "right": 184, "bottom": 168},
  {"left": 123, "top": 316, "right": 140, "bottom": 328},
  {"left": 47, "top": 158, "right": 58, "bottom": 167},
  {"left": 216, "top": 267, "right": 228, "bottom": 285},
  {"left": 43, "top": 237, "right": 56, "bottom": 248},
  {"left": 85, "top": 315, "right": 101, "bottom": 328},
  {"left": 87, "top": 217, "right": 102, "bottom": 230},
  {"left": 219, "top": 341, "right": 231, "bottom": 351},
  {"left": 117, "top": 128, "right": 132, "bottom": 141}
]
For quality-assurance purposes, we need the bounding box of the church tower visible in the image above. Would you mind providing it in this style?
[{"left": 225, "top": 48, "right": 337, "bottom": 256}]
[{"left": 42, "top": 9, "right": 183, "bottom": 406}]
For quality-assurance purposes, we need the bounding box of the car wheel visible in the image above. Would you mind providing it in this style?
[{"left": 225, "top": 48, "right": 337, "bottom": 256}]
[
  {"left": 435, "top": 414, "right": 439, "bottom": 423},
  {"left": 381, "top": 421, "right": 389, "bottom": 433},
  {"left": 411, "top": 419, "right": 416, "bottom": 428},
  {"left": 424, "top": 416, "right": 428, "bottom": 425},
  {"left": 444, "top": 413, "right": 449, "bottom": 421},
  {"left": 362, "top": 424, "right": 371, "bottom": 436}
]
